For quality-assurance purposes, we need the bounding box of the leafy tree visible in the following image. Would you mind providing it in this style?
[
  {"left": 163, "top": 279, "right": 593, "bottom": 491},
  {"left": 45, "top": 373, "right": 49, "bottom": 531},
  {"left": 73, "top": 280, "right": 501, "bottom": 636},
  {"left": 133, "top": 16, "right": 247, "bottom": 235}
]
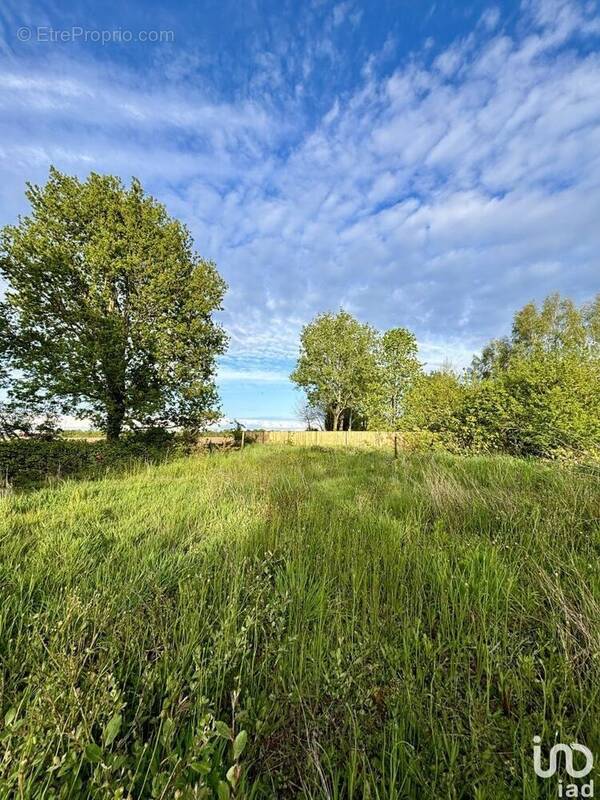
[
  {"left": 290, "top": 310, "right": 378, "bottom": 431},
  {"left": 470, "top": 338, "right": 511, "bottom": 380},
  {"left": 584, "top": 294, "right": 600, "bottom": 348},
  {"left": 290, "top": 293, "right": 600, "bottom": 455},
  {"left": 366, "top": 327, "right": 421, "bottom": 429},
  {"left": 0, "top": 307, "right": 9, "bottom": 407},
  {"left": 466, "top": 293, "right": 600, "bottom": 456},
  {"left": 450, "top": 378, "right": 513, "bottom": 452},
  {"left": 1, "top": 308, "right": 62, "bottom": 440},
  {"left": 0, "top": 168, "right": 227, "bottom": 440},
  {"left": 324, "top": 405, "right": 369, "bottom": 431},
  {"left": 511, "top": 293, "right": 587, "bottom": 354}
]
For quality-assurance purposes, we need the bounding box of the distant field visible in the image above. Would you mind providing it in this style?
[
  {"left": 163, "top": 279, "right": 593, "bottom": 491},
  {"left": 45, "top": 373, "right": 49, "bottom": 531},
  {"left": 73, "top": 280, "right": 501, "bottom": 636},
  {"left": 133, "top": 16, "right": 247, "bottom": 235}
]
[
  {"left": 60, "top": 430, "right": 105, "bottom": 440},
  {"left": 0, "top": 447, "right": 598, "bottom": 798}
]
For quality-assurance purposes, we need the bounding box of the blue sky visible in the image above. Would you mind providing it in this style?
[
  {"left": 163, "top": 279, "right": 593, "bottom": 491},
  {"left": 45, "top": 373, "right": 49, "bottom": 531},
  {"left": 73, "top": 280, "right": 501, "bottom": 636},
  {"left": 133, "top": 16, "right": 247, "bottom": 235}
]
[{"left": 1, "top": 0, "right": 599, "bottom": 428}]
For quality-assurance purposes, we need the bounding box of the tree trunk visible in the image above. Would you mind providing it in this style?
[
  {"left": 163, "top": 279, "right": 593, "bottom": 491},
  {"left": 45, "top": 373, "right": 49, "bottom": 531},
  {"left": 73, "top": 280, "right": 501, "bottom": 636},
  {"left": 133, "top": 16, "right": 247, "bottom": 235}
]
[
  {"left": 106, "top": 401, "right": 125, "bottom": 441},
  {"left": 332, "top": 408, "right": 341, "bottom": 431}
]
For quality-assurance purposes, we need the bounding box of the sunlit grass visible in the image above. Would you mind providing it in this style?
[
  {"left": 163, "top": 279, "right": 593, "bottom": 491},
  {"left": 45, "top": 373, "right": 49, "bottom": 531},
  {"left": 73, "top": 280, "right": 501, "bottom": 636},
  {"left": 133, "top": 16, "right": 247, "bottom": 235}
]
[{"left": 0, "top": 446, "right": 598, "bottom": 798}]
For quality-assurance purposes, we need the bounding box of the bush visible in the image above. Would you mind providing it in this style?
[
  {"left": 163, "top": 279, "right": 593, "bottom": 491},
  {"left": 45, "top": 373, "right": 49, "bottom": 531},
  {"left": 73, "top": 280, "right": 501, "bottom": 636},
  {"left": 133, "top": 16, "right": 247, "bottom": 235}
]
[
  {"left": 452, "top": 353, "right": 600, "bottom": 458},
  {"left": 125, "top": 426, "right": 176, "bottom": 446},
  {"left": 499, "top": 352, "right": 600, "bottom": 456},
  {"left": 400, "top": 350, "right": 600, "bottom": 460},
  {"left": 400, "top": 430, "right": 460, "bottom": 453},
  {"left": 0, "top": 435, "right": 191, "bottom": 489},
  {"left": 402, "top": 371, "right": 465, "bottom": 434},
  {"left": 450, "top": 379, "right": 513, "bottom": 453}
]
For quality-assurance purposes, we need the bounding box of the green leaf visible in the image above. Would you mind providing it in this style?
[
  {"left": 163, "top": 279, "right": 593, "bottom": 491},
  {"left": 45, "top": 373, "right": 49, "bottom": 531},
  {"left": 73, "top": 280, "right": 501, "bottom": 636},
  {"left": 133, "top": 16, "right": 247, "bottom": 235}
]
[
  {"left": 217, "top": 780, "right": 230, "bottom": 800},
  {"left": 103, "top": 713, "right": 122, "bottom": 747},
  {"left": 233, "top": 729, "right": 248, "bottom": 760},
  {"left": 226, "top": 764, "right": 240, "bottom": 787},
  {"left": 189, "top": 761, "right": 211, "bottom": 775},
  {"left": 85, "top": 743, "right": 103, "bottom": 763},
  {"left": 215, "top": 720, "right": 232, "bottom": 739},
  {"left": 4, "top": 707, "right": 16, "bottom": 726}
]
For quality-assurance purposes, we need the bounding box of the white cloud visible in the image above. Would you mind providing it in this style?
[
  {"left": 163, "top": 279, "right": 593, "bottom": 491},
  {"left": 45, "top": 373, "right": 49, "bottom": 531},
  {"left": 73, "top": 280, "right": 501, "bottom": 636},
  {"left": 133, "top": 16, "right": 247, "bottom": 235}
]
[
  {"left": 1, "top": 0, "right": 599, "bottom": 389},
  {"left": 332, "top": 1, "right": 352, "bottom": 26},
  {"left": 217, "top": 367, "right": 290, "bottom": 383},
  {"left": 238, "top": 418, "right": 305, "bottom": 430},
  {"left": 480, "top": 7, "right": 501, "bottom": 31}
]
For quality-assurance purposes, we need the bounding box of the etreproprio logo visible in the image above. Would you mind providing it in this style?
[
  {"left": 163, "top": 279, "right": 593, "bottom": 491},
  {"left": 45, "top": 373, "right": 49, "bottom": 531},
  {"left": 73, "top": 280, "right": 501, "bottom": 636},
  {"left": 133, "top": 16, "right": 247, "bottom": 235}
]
[{"left": 533, "top": 736, "right": 595, "bottom": 797}]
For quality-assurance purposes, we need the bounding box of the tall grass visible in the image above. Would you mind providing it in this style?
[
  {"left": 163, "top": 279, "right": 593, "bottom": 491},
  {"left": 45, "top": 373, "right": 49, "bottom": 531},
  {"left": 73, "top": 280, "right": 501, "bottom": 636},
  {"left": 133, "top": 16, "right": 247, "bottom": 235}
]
[{"left": 0, "top": 447, "right": 598, "bottom": 798}]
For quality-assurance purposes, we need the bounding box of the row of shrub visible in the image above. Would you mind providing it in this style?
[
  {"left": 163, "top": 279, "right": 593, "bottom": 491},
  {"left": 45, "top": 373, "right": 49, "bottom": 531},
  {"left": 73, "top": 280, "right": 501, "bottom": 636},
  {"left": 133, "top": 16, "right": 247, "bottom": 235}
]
[
  {"left": 0, "top": 430, "right": 194, "bottom": 489},
  {"left": 400, "top": 355, "right": 600, "bottom": 460}
]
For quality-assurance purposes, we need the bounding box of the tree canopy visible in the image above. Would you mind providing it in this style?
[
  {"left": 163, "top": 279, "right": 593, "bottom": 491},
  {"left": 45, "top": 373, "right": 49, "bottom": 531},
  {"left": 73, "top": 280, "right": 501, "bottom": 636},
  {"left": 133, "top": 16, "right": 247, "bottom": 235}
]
[
  {"left": 365, "top": 327, "right": 421, "bottom": 430},
  {"left": 0, "top": 168, "right": 227, "bottom": 439},
  {"left": 290, "top": 310, "right": 379, "bottom": 431},
  {"left": 291, "top": 311, "right": 422, "bottom": 431}
]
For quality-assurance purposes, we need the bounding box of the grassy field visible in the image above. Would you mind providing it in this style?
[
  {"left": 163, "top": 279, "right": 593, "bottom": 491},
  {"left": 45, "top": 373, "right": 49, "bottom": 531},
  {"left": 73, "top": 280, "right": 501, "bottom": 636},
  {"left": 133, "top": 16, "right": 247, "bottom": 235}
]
[{"left": 0, "top": 446, "right": 598, "bottom": 799}]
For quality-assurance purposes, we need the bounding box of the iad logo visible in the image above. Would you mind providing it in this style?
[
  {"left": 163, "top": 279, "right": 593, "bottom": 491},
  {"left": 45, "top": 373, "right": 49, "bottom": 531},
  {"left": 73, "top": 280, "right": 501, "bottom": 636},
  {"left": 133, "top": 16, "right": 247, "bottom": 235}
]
[{"left": 533, "top": 736, "right": 594, "bottom": 797}]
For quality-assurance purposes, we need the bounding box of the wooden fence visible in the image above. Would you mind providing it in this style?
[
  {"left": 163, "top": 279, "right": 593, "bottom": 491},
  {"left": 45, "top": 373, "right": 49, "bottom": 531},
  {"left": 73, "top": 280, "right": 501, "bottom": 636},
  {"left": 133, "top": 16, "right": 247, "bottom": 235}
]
[
  {"left": 253, "top": 430, "right": 402, "bottom": 451},
  {"left": 194, "top": 430, "right": 442, "bottom": 454}
]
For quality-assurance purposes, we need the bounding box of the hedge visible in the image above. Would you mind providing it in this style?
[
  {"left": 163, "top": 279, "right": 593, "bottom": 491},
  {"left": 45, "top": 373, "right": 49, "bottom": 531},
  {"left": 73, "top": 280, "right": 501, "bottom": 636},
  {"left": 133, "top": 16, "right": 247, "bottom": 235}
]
[{"left": 0, "top": 434, "right": 192, "bottom": 489}]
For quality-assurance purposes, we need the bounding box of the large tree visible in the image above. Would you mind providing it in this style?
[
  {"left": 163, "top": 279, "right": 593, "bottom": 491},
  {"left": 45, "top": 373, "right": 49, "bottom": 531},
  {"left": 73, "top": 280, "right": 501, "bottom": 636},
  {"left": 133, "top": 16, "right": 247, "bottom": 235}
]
[
  {"left": 0, "top": 168, "right": 227, "bottom": 440},
  {"left": 290, "top": 310, "right": 378, "bottom": 431}
]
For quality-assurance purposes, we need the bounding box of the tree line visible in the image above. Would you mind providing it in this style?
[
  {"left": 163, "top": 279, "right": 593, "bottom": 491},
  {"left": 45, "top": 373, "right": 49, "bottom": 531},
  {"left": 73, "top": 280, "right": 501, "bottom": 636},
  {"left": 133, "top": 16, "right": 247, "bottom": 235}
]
[
  {"left": 291, "top": 296, "right": 600, "bottom": 458},
  {"left": 1, "top": 169, "right": 598, "bottom": 459}
]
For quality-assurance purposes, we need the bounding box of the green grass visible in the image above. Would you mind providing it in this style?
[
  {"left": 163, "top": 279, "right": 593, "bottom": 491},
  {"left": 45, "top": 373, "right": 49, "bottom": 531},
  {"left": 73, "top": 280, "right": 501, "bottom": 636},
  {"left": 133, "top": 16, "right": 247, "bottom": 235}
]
[{"left": 0, "top": 446, "right": 598, "bottom": 798}]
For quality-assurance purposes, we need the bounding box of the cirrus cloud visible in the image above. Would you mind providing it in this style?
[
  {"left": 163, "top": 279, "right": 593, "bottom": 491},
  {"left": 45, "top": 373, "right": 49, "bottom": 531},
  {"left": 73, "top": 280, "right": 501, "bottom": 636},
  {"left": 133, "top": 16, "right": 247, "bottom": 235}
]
[{"left": 0, "top": 0, "right": 599, "bottom": 426}]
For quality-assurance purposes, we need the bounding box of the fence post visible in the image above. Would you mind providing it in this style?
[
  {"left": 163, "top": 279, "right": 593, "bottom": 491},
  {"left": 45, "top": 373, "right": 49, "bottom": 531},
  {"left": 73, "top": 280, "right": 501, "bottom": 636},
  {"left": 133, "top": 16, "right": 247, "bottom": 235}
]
[{"left": 394, "top": 434, "right": 398, "bottom": 459}]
